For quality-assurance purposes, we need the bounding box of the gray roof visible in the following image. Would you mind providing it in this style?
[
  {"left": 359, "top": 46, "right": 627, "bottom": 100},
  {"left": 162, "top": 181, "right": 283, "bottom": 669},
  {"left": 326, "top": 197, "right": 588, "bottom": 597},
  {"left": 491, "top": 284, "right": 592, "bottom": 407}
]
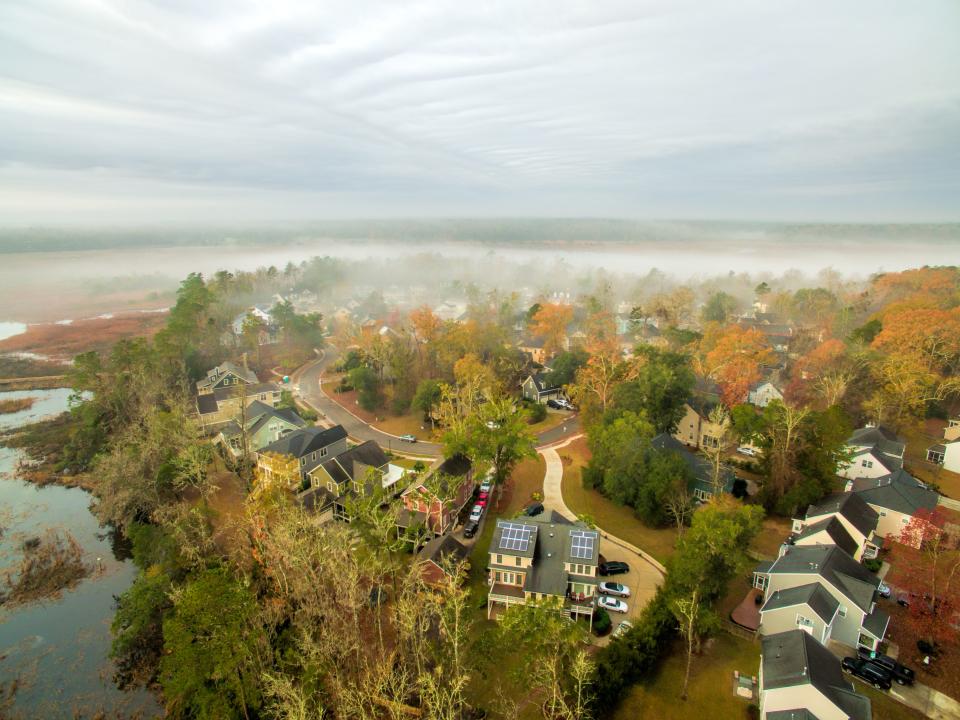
[
  {"left": 197, "top": 393, "right": 219, "bottom": 415},
  {"left": 260, "top": 425, "right": 347, "bottom": 462},
  {"left": 794, "top": 516, "right": 858, "bottom": 558},
  {"left": 850, "top": 470, "right": 939, "bottom": 516},
  {"left": 315, "top": 440, "right": 390, "bottom": 489},
  {"left": 805, "top": 493, "right": 879, "bottom": 540},
  {"left": 219, "top": 401, "right": 306, "bottom": 438},
  {"left": 491, "top": 520, "right": 539, "bottom": 560},
  {"left": 761, "top": 630, "right": 871, "bottom": 720},
  {"left": 766, "top": 544, "right": 880, "bottom": 613},
  {"left": 849, "top": 445, "right": 900, "bottom": 472},
  {"left": 527, "top": 372, "right": 560, "bottom": 393},
  {"left": 651, "top": 433, "right": 735, "bottom": 494},
  {"left": 848, "top": 425, "right": 905, "bottom": 458},
  {"left": 197, "top": 361, "right": 259, "bottom": 390},
  {"left": 296, "top": 485, "right": 336, "bottom": 513},
  {"left": 862, "top": 608, "right": 890, "bottom": 640},
  {"left": 419, "top": 534, "right": 469, "bottom": 566},
  {"left": 761, "top": 583, "right": 839, "bottom": 624},
  {"left": 766, "top": 711, "right": 821, "bottom": 720},
  {"left": 212, "top": 382, "right": 280, "bottom": 403}
]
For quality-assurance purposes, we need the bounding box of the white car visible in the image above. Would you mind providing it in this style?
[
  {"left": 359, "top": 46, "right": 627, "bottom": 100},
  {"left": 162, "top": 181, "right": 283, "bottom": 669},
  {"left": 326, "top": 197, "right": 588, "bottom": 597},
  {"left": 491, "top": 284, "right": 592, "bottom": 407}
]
[
  {"left": 557, "top": 399, "right": 576, "bottom": 411},
  {"left": 598, "top": 596, "right": 629, "bottom": 614},
  {"left": 612, "top": 620, "right": 634, "bottom": 639},
  {"left": 480, "top": 479, "right": 493, "bottom": 494},
  {"left": 736, "top": 446, "right": 757, "bottom": 457},
  {"left": 469, "top": 505, "right": 484, "bottom": 523},
  {"left": 599, "top": 581, "right": 631, "bottom": 598}
]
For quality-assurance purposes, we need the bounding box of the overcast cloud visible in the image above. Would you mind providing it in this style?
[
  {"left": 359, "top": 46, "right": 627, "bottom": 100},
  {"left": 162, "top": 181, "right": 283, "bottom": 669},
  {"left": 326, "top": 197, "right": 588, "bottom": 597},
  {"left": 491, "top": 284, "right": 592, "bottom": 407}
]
[{"left": 1, "top": 0, "right": 958, "bottom": 224}]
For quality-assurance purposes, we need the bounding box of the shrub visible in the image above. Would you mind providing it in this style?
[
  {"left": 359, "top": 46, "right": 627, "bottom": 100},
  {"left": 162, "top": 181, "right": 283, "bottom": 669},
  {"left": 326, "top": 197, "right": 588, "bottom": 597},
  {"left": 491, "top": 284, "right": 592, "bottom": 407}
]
[
  {"left": 732, "top": 478, "right": 749, "bottom": 499},
  {"left": 528, "top": 402, "right": 547, "bottom": 423},
  {"left": 863, "top": 558, "right": 882, "bottom": 573},
  {"left": 593, "top": 608, "right": 612, "bottom": 635}
]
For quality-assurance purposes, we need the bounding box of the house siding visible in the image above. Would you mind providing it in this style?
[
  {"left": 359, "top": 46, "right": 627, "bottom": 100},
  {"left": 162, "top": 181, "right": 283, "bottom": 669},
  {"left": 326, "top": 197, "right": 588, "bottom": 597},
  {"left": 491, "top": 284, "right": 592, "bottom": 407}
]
[
  {"left": 760, "top": 685, "right": 850, "bottom": 720},
  {"left": 759, "top": 605, "right": 831, "bottom": 645},
  {"left": 762, "top": 573, "right": 867, "bottom": 649}
]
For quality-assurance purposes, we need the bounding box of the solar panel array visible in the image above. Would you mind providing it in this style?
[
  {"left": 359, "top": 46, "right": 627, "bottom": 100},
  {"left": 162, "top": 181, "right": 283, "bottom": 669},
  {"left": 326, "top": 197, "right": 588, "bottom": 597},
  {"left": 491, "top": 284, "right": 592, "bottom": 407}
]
[
  {"left": 498, "top": 522, "right": 534, "bottom": 552},
  {"left": 570, "top": 530, "right": 598, "bottom": 559}
]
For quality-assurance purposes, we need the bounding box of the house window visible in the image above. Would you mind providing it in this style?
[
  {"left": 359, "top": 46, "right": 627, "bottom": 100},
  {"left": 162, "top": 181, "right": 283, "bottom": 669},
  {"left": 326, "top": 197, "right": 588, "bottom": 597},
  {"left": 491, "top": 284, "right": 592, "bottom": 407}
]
[
  {"left": 838, "top": 606, "right": 847, "bottom": 618},
  {"left": 928, "top": 450, "right": 945, "bottom": 464},
  {"left": 497, "top": 554, "right": 503, "bottom": 564},
  {"left": 861, "top": 460, "right": 873, "bottom": 469},
  {"left": 312, "top": 452, "right": 317, "bottom": 461},
  {"left": 300, "top": 458, "right": 306, "bottom": 466},
  {"left": 260, "top": 394, "right": 266, "bottom": 401},
  {"left": 515, "top": 557, "right": 521, "bottom": 567},
  {"left": 796, "top": 614, "right": 814, "bottom": 628},
  {"left": 321, "top": 448, "right": 328, "bottom": 457}
]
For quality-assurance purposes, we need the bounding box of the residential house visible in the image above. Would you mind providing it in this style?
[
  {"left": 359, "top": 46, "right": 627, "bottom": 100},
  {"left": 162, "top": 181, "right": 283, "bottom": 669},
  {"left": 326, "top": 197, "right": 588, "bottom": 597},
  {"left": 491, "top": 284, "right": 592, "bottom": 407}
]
[
  {"left": 759, "top": 630, "right": 871, "bottom": 720},
  {"left": 791, "top": 493, "right": 882, "bottom": 561},
  {"left": 845, "top": 470, "right": 939, "bottom": 547},
  {"left": 926, "top": 416, "right": 960, "bottom": 472},
  {"left": 255, "top": 425, "right": 349, "bottom": 490},
  {"left": 521, "top": 371, "right": 563, "bottom": 404},
  {"left": 748, "top": 378, "right": 785, "bottom": 408},
  {"left": 672, "top": 396, "right": 729, "bottom": 450},
  {"left": 416, "top": 534, "right": 470, "bottom": 586},
  {"left": 518, "top": 337, "right": 549, "bottom": 365},
  {"left": 216, "top": 401, "right": 307, "bottom": 458},
  {"left": 196, "top": 382, "right": 283, "bottom": 430},
  {"left": 753, "top": 543, "right": 888, "bottom": 651},
  {"left": 486, "top": 513, "right": 599, "bottom": 627},
  {"left": 397, "top": 455, "right": 475, "bottom": 537},
  {"left": 759, "top": 583, "right": 840, "bottom": 646},
  {"left": 738, "top": 318, "right": 795, "bottom": 353},
  {"left": 232, "top": 304, "right": 279, "bottom": 344},
  {"left": 196, "top": 361, "right": 259, "bottom": 395},
  {"left": 652, "top": 433, "right": 735, "bottom": 501},
  {"left": 305, "top": 440, "right": 402, "bottom": 521},
  {"left": 838, "top": 425, "right": 905, "bottom": 481}
]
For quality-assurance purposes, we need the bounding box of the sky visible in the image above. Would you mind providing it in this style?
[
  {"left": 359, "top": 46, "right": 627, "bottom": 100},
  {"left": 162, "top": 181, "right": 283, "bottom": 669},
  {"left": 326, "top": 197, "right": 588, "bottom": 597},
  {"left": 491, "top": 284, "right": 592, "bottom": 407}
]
[{"left": 1, "top": 0, "right": 959, "bottom": 225}]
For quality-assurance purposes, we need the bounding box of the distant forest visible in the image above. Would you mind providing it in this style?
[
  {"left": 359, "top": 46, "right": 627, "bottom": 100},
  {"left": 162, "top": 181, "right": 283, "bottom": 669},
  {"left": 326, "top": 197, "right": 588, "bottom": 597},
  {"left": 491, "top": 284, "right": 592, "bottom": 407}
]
[{"left": 0, "top": 220, "right": 958, "bottom": 253}]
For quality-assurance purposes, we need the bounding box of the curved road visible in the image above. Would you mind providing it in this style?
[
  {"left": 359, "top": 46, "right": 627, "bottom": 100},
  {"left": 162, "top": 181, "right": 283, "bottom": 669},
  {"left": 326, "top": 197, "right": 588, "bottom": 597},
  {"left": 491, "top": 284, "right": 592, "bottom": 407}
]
[{"left": 292, "top": 350, "right": 581, "bottom": 458}]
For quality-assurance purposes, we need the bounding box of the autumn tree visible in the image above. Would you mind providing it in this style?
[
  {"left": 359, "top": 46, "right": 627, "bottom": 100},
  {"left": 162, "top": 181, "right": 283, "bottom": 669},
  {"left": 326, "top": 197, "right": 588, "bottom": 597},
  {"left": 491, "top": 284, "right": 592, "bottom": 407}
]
[
  {"left": 704, "top": 325, "right": 775, "bottom": 407},
  {"left": 531, "top": 303, "right": 574, "bottom": 359}
]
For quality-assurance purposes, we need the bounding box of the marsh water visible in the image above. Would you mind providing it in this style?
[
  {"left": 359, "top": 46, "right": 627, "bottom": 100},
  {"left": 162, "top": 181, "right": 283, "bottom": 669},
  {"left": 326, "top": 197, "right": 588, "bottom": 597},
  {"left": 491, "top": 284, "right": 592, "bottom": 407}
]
[{"left": 0, "top": 389, "right": 161, "bottom": 718}]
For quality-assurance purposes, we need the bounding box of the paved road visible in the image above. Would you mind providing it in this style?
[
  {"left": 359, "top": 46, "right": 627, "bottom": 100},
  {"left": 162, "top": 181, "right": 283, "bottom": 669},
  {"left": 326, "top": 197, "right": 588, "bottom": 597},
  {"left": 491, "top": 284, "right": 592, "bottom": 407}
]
[
  {"left": 539, "top": 438, "right": 664, "bottom": 640},
  {"left": 292, "top": 350, "right": 583, "bottom": 458}
]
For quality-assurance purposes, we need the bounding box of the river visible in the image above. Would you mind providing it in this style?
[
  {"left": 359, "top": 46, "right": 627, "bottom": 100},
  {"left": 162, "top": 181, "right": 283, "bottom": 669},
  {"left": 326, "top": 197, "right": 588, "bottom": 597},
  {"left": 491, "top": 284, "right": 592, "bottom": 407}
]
[{"left": 0, "top": 389, "right": 161, "bottom": 718}]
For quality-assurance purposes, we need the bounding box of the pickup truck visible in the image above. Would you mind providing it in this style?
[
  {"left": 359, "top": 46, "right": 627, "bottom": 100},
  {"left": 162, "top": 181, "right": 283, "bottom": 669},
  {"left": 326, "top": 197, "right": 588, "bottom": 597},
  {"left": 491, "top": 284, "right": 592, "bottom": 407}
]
[{"left": 857, "top": 648, "right": 915, "bottom": 686}]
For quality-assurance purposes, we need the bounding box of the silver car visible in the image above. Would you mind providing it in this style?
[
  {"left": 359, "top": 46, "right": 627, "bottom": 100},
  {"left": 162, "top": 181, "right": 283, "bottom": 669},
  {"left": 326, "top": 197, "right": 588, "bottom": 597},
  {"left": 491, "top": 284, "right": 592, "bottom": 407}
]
[
  {"left": 599, "top": 581, "right": 631, "bottom": 598},
  {"left": 598, "top": 596, "right": 629, "bottom": 614}
]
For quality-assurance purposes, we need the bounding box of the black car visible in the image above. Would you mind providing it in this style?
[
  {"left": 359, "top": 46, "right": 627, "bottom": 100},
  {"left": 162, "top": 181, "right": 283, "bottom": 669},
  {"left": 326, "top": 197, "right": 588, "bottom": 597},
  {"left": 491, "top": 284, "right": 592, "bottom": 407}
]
[
  {"left": 857, "top": 648, "right": 915, "bottom": 685},
  {"left": 525, "top": 502, "right": 544, "bottom": 517},
  {"left": 546, "top": 399, "right": 563, "bottom": 409},
  {"left": 463, "top": 520, "right": 479, "bottom": 539},
  {"left": 841, "top": 657, "right": 892, "bottom": 690},
  {"left": 598, "top": 561, "right": 630, "bottom": 577}
]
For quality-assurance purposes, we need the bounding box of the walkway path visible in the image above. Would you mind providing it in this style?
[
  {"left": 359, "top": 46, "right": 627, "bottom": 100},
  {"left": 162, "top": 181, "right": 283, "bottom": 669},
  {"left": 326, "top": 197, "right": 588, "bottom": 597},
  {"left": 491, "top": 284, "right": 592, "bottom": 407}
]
[
  {"left": 888, "top": 681, "right": 960, "bottom": 720},
  {"left": 539, "top": 437, "right": 664, "bottom": 629}
]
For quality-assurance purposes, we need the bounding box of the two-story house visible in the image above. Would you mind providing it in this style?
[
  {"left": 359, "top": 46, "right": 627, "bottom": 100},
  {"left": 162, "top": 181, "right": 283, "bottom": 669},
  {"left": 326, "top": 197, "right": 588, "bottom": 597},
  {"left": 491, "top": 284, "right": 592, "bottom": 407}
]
[
  {"left": 759, "top": 630, "right": 872, "bottom": 720},
  {"left": 520, "top": 371, "right": 563, "bottom": 404},
  {"left": 838, "top": 425, "right": 906, "bottom": 481},
  {"left": 216, "top": 401, "right": 307, "bottom": 458},
  {"left": 652, "top": 433, "right": 735, "bottom": 501},
  {"left": 753, "top": 543, "right": 888, "bottom": 652},
  {"left": 791, "top": 493, "right": 882, "bottom": 561},
  {"left": 196, "top": 382, "right": 283, "bottom": 430},
  {"left": 302, "top": 440, "right": 402, "bottom": 522},
  {"left": 748, "top": 379, "right": 785, "bottom": 408},
  {"left": 927, "top": 416, "right": 960, "bottom": 472},
  {"left": 671, "top": 396, "right": 729, "bottom": 451},
  {"left": 846, "top": 470, "right": 939, "bottom": 547},
  {"left": 397, "top": 455, "right": 475, "bottom": 537},
  {"left": 196, "top": 361, "right": 260, "bottom": 395},
  {"left": 486, "top": 514, "right": 599, "bottom": 628},
  {"left": 255, "top": 425, "right": 349, "bottom": 490}
]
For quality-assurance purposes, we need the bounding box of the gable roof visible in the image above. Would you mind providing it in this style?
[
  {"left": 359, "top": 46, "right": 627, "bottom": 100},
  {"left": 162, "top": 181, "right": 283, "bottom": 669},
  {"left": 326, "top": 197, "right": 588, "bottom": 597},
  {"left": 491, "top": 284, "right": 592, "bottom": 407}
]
[
  {"left": 794, "top": 516, "right": 858, "bottom": 558},
  {"left": 212, "top": 382, "right": 280, "bottom": 403},
  {"left": 848, "top": 425, "right": 905, "bottom": 458},
  {"left": 850, "top": 470, "right": 939, "bottom": 516},
  {"left": 526, "top": 371, "right": 560, "bottom": 393},
  {"left": 419, "top": 534, "right": 469, "bottom": 567},
  {"left": 260, "top": 425, "right": 347, "bottom": 460},
  {"left": 761, "top": 630, "right": 871, "bottom": 720},
  {"left": 761, "top": 582, "right": 840, "bottom": 624},
  {"left": 197, "top": 361, "right": 259, "bottom": 390},
  {"left": 651, "top": 433, "right": 735, "bottom": 494},
  {"left": 316, "top": 440, "right": 389, "bottom": 486},
  {"left": 848, "top": 445, "right": 900, "bottom": 472},
  {"left": 767, "top": 544, "right": 880, "bottom": 612},
  {"left": 805, "top": 493, "right": 879, "bottom": 540}
]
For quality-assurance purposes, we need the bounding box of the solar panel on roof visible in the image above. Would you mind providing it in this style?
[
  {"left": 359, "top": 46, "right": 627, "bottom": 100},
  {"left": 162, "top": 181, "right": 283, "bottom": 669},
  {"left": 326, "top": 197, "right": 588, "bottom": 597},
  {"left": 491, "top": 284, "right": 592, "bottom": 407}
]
[
  {"left": 498, "top": 522, "right": 534, "bottom": 552},
  {"left": 570, "top": 530, "right": 597, "bottom": 559}
]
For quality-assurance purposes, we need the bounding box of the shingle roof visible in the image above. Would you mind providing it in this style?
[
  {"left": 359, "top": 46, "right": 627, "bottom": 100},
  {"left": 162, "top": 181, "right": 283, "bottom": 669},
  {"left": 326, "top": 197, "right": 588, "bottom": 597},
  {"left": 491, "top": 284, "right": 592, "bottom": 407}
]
[
  {"left": 212, "top": 382, "right": 280, "bottom": 403},
  {"left": 850, "top": 470, "right": 939, "bottom": 516},
  {"left": 848, "top": 425, "right": 905, "bottom": 458},
  {"left": 528, "top": 372, "right": 560, "bottom": 393},
  {"left": 767, "top": 544, "right": 880, "bottom": 612},
  {"left": 848, "top": 445, "right": 900, "bottom": 472},
  {"left": 651, "top": 433, "right": 735, "bottom": 494},
  {"left": 765, "top": 711, "right": 821, "bottom": 720},
  {"left": 794, "top": 516, "right": 859, "bottom": 558},
  {"left": 862, "top": 608, "right": 890, "bottom": 640},
  {"left": 260, "top": 425, "right": 347, "bottom": 460},
  {"left": 805, "top": 493, "right": 879, "bottom": 540},
  {"left": 761, "top": 630, "right": 871, "bottom": 720},
  {"left": 296, "top": 485, "right": 336, "bottom": 513},
  {"left": 419, "top": 534, "right": 469, "bottom": 567},
  {"left": 760, "top": 583, "right": 839, "bottom": 624}
]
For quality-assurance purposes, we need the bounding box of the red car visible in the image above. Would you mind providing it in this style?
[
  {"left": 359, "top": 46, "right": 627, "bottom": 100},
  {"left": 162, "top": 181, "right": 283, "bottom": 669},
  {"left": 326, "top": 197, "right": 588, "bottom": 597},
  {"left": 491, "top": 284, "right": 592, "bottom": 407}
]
[
  {"left": 478, "top": 492, "right": 489, "bottom": 501},
  {"left": 476, "top": 498, "right": 487, "bottom": 507}
]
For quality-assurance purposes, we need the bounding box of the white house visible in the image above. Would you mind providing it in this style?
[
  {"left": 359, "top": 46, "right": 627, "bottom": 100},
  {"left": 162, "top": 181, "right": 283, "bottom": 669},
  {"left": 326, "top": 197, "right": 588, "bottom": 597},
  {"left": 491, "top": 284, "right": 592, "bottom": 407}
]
[
  {"left": 759, "top": 630, "right": 872, "bottom": 720},
  {"left": 838, "top": 425, "right": 905, "bottom": 481},
  {"left": 748, "top": 380, "right": 785, "bottom": 408},
  {"left": 792, "top": 493, "right": 882, "bottom": 561},
  {"left": 927, "top": 417, "right": 960, "bottom": 472}
]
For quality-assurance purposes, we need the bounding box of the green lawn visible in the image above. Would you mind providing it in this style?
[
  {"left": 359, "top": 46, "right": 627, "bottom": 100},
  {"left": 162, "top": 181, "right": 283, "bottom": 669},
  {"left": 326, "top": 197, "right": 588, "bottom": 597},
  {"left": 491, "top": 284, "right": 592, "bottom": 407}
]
[{"left": 526, "top": 410, "right": 573, "bottom": 436}]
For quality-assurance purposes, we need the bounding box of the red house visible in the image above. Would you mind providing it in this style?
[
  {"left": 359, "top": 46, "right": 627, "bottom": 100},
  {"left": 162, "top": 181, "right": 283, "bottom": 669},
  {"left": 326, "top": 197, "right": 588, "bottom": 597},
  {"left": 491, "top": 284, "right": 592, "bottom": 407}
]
[{"left": 397, "top": 455, "right": 475, "bottom": 537}]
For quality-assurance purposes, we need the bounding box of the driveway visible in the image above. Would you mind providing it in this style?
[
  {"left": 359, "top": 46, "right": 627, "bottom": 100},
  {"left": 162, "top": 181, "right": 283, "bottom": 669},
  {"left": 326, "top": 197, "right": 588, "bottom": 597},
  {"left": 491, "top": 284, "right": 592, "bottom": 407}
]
[{"left": 539, "top": 438, "right": 664, "bottom": 638}]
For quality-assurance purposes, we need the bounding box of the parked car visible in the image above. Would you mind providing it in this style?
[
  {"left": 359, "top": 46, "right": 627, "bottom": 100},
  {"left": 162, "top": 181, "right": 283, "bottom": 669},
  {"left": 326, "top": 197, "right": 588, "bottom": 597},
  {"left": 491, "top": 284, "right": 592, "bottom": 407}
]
[
  {"left": 877, "top": 582, "right": 892, "bottom": 598},
  {"left": 598, "top": 561, "right": 630, "bottom": 576},
  {"left": 546, "top": 399, "right": 563, "bottom": 409},
  {"left": 476, "top": 498, "right": 487, "bottom": 508},
  {"left": 841, "top": 657, "right": 892, "bottom": 690},
  {"left": 612, "top": 620, "right": 634, "bottom": 639},
  {"left": 598, "top": 596, "right": 629, "bottom": 614},
  {"left": 463, "top": 520, "right": 479, "bottom": 539},
  {"left": 479, "top": 479, "right": 493, "bottom": 494},
  {"left": 557, "top": 399, "right": 576, "bottom": 411},
  {"left": 736, "top": 446, "right": 757, "bottom": 456},
  {"left": 524, "top": 501, "right": 544, "bottom": 517},
  {"left": 399, "top": 434, "right": 417, "bottom": 443},
  {"left": 478, "top": 491, "right": 489, "bottom": 501},
  {"left": 599, "top": 581, "right": 631, "bottom": 597},
  {"left": 857, "top": 648, "right": 915, "bottom": 685},
  {"left": 469, "top": 505, "right": 483, "bottom": 523}
]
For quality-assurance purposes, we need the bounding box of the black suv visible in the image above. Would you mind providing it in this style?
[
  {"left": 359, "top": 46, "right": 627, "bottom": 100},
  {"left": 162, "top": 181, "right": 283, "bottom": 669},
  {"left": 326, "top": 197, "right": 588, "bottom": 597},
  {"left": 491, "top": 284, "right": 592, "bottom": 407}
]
[
  {"left": 842, "top": 656, "right": 892, "bottom": 690},
  {"left": 463, "top": 520, "right": 479, "bottom": 539},
  {"left": 525, "top": 502, "right": 544, "bottom": 517},
  {"left": 598, "top": 561, "right": 630, "bottom": 576},
  {"left": 857, "top": 648, "right": 915, "bottom": 685}
]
